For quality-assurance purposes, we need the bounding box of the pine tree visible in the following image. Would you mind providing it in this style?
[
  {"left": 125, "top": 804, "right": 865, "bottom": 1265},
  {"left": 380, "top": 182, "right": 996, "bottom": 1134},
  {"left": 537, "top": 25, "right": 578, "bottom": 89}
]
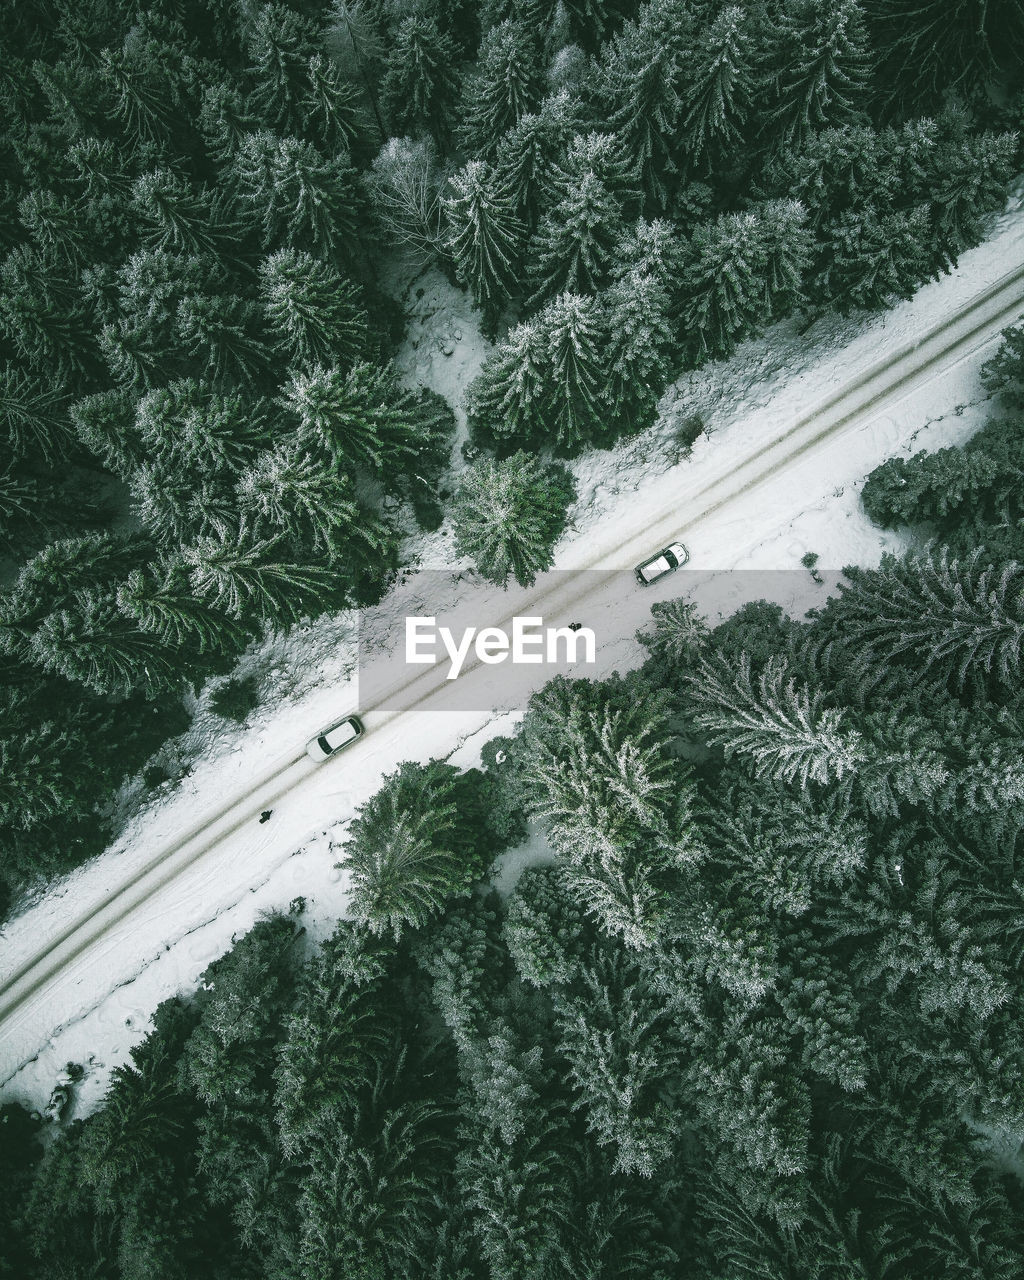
[
  {"left": 259, "top": 248, "right": 368, "bottom": 372},
  {"left": 677, "top": 211, "right": 769, "bottom": 361},
  {"left": 765, "top": 0, "right": 870, "bottom": 152},
  {"left": 303, "top": 52, "right": 365, "bottom": 155},
  {"left": 283, "top": 361, "right": 405, "bottom": 472},
  {"left": 830, "top": 553, "right": 1024, "bottom": 690},
  {"left": 175, "top": 292, "right": 269, "bottom": 388},
  {"left": 756, "top": 199, "right": 813, "bottom": 320},
  {"left": 338, "top": 761, "right": 480, "bottom": 940},
  {"left": 182, "top": 524, "right": 339, "bottom": 623},
  {"left": 382, "top": 15, "right": 459, "bottom": 143},
  {"left": 465, "top": 317, "right": 548, "bottom": 449},
  {"left": 235, "top": 440, "right": 363, "bottom": 557},
  {"left": 0, "top": 364, "right": 73, "bottom": 465},
  {"left": 595, "top": 0, "right": 694, "bottom": 208},
  {"left": 493, "top": 91, "right": 584, "bottom": 229},
  {"left": 28, "top": 588, "right": 179, "bottom": 698},
  {"left": 130, "top": 168, "right": 220, "bottom": 257},
  {"left": 230, "top": 131, "right": 363, "bottom": 257},
  {"left": 452, "top": 451, "right": 576, "bottom": 587},
  {"left": 0, "top": 246, "right": 96, "bottom": 382},
  {"left": 679, "top": 5, "right": 756, "bottom": 166},
  {"left": 528, "top": 168, "right": 626, "bottom": 304},
  {"left": 442, "top": 160, "right": 524, "bottom": 334},
  {"left": 459, "top": 20, "right": 543, "bottom": 159},
  {"left": 535, "top": 292, "right": 608, "bottom": 453},
  {"left": 503, "top": 865, "right": 591, "bottom": 988},
  {"left": 18, "top": 188, "right": 92, "bottom": 267},
  {"left": 553, "top": 951, "right": 680, "bottom": 1176},
  {"left": 603, "top": 267, "right": 675, "bottom": 436},
  {"left": 115, "top": 562, "right": 248, "bottom": 655},
  {"left": 245, "top": 2, "right": 316, "bottom": 136},
  {"left": 688, "top": 652, "right": 868, "bottom": 789},
  {"left": 817, "top": 203, "right": 934, "bottom": 312}
]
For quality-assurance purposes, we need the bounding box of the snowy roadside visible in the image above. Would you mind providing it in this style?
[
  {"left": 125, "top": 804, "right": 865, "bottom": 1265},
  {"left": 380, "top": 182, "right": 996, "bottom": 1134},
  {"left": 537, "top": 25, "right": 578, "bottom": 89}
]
[{"left": 2, "top": 199, "right": 1022, "bottom": 1121}]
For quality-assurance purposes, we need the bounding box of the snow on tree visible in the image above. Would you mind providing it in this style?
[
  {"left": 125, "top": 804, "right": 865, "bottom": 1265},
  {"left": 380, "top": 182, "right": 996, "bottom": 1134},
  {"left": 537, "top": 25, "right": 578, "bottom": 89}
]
[
  {"left": 679, "top": 5, "right": 756, "bottom": 166},
  {"left": 235, "top": 440, "right": 362, "bottom": 558},
  {"left": 676, "top": 211, "right": 769, "bottom": 361},
  {"left": 818, "top": 203, "right": 934, "bottom": 312},
  {"left": 689, "top": 652, "right": 868, "bottom": 789},
  {"left": 493, "top": 91, "right": 585, "bottom": 229},
  {"left": 0, "top": 246, "right": 96, "bottom": 383},
  {"left": 302, "top": 52, "right": 365, "bottom": 155},
  {"left": 182, "top": 523, "right": 339, "bottom": 623},
  {"left": 244, "top": 2, "right": 316, "bottom": 136},
  {"left": 175, "top": 292, "right": 268, "bottom": 388},
  {"left": 637, "top": 597, "right": 710, "bottom": 664},
  {"left": 0, "top": 364, "right": 73, "bottom": 465},
  {"left": 442, "top": 160, "right": 523, "bottom": 335},
  {"left": 595, "top": 0, "right": 694, "bottom": 207},
  {"left": 115, "top": 562, "right": 247, "bottom": 655},
  {"left": 552, "top": 951, "right": 680, "bottom": 1176},
  {"left": 465, "top": 315, "right": 547, "bottom": 449},
  {"left": 382, "top": 15, "right": 459, "bottom": 144},
  {"left": 755, "top": 199, "right": 813, "bottom": 320},
  {"left": 535, "top": 291, "right": 608, "bottom": 452},
  {"left": 259, "top": 248, "right": 369, "bottom": 372},
  {"left": 28, "top": 588, "right": 179, "bottom": 698},
  {"left": 337, "top": 761, "right": 478, "bottom": 940},
  {"left": 230, "top": 131, "right": 363, "bottom": 257},
  {"left": 765, "top": 0, "right": 870, "bottom": 152},
  {"left": 502, "top": 865, "right": 591, "bottom": 988},
  {"left": 528, "top": 167, "right": 626, "bottom": 305},
  {"left": 17, "top": 189, "right": 91, "bottom": 266},
  {"left": 602, "top": 267, "right": 675, "bottom": 435},
  {"left": 129, "top": 168, "right": 220, "bottom": 257},
  {"left": 458, "top": 19, "right": 544, "bottom": 159},
  {"left": 830, "top": 552, "right": 1024, "bottom": 691},
  {"left": 451, "top": 450, "right": 576, "bottom": 588}
]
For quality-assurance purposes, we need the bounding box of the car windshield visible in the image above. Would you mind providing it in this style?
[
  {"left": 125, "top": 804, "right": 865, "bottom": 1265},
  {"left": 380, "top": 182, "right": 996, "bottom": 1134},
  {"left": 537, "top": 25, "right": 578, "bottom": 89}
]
[{"left": 317, "top": 735, "right": 333, "bottom": 755}]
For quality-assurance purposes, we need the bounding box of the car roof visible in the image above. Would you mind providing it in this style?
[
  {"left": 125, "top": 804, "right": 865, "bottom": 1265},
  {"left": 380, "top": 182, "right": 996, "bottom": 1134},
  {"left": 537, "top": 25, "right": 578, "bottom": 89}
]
[
  {"left": 324, "top": 718, "right": 359, "bottom": 748},
  {"left": 640, "top": 555, "right": 671, "bottom": 579}
]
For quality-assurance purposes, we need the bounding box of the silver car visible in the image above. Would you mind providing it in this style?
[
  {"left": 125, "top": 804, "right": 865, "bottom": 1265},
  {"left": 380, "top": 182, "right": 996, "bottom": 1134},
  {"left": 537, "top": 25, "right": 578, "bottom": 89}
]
[
  {"left": 634, "top": 542, "right": 689, "bottom": 585},
  {"left": 305, "top": 715, "right": 363, "bottom": 762}
]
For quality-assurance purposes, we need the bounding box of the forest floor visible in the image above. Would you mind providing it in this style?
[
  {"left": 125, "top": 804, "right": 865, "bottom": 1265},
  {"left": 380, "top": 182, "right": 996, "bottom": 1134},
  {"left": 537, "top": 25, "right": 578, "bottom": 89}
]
[{"left": 2, "top": 193, "right": 1023, "bottom": 1122}]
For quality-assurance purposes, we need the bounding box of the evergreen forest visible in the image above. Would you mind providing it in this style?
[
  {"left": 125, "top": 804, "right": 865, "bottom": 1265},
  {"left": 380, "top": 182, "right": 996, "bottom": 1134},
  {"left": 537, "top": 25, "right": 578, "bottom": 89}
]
[
  {"left": 5, "top": 319, "right": 1024, "bottom": 1277},
  {"left": 1, "top": 0, "right": 1022, "bottom": 916}
]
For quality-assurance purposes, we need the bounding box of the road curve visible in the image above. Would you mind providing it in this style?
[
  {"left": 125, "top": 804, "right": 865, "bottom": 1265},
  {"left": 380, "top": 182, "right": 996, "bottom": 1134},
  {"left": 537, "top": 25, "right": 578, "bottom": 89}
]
[{"left": 2, "top": 255, "right": 1024, "bottom": 1050}]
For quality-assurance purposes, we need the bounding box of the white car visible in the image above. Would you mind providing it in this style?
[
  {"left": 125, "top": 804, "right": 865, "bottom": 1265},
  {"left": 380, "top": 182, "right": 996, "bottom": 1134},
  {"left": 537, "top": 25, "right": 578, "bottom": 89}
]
[
  {"left": 634, "top": 542, "right": 689, "bottom": 585},
  {"left": 305, "top": 715, "right": 363, "bottom": 762}
]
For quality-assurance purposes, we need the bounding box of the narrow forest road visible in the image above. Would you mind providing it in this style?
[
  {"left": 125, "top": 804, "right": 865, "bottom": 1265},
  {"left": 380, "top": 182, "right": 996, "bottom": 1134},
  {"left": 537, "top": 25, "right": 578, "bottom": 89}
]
[{"left": 3, "top": 249, "right": 1024, "bottom": 1095}]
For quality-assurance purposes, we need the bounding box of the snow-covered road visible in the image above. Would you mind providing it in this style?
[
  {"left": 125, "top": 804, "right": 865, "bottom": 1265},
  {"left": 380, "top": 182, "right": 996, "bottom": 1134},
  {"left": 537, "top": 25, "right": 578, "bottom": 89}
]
[{"left": 3, "top": 206, "right": 1023, "bottom": 1117}]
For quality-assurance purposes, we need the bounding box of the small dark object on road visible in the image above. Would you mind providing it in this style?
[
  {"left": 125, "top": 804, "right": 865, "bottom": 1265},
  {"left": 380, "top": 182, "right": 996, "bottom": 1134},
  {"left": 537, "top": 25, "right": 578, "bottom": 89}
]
[
  {"left": 259, "top": 810, "right": 273, "bottom": 824},
  {"left": 568, "top": 622, "right": 583, "bottom": 631}
]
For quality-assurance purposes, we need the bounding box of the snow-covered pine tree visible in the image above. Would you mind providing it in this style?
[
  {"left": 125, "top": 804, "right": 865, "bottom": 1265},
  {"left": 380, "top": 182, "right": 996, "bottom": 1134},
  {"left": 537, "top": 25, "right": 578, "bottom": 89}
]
[
  {"left": 465, "top": 317, "right": 547, "bottom": 449},
  {"left": 502, "top": 865, "right": 590, "bottom": 988},
  {"left": 28, "top": 588, "right": 179, "bottom": 698},
  {"left": 765, "top": 0, "right": 870, "bottom": 152},
  {"left": 831, "top": 552, "right": 1024, "bottom": 691},
  {"left": 115, "top": 562, "right": 248, "bottom": 655},
  {"left": 302, "top": 52, "right": 364, "bottom": 155},
  {"left": 0, "top": 364, "right": 74, "bottom": 465},
  {"left": 637, "top": 596, "right": 710, "bottom": 664},
  {"left": 442, "top": 160, "right": 524, "bottom": 335},
  {"left": 244, "top": 2, "right": 316, "bottom": 136},
  {"left": 259, "top": 248, "right": 369, "bottom": 372},
  {"left": 235, "top": 439, "right": 362, "bottom": 558},
  {"left": 679, "top": 5, "right": 757, "bottom": 167},
  {"left": 130, "top": 168, "right": 219, "bottom": 257},
  {"left": 688, "top": 652, "right": 868, "bottom": 789},
  {"left": 677, "top": 210, "right": 769, "bottom": 361},
  {"left": 381, "top": 15, "right": 459, "bottom": 144},
  {"left": 176, "top": 292, "right": 268, "bottom": 388},
  {"left": 230, "top": 131, "right": 363, "bottom": 258},
  {"left": 602, "top": 266, "right": 674, "bottom": 436},
  {"left": 451, "top": 450, "right": 576, "bottom": 588},
  {"left": 283, "top": 361, "right": 405, "bottom": 472},
  {"left": 17, "top": 189, "right": 91, "bottom": 268},
  {"left": 493, "top": 91, "right": 584, "bottom": 229},
  {"left": 458, "top": 19, "right": 544, "bottom": 159},
  {"left": 755, "top": 198, "right": 813, "bottom": 320},
  {"left": 552, "top": 951, "right": 679, "bottom": 1176},
  {"left": 199, "top": 82, "right": 257, "bottom": 168},
  {"left": 0, "top": 246, "right": 95, "bottom": 383},
  {"left": 817, "top": 203, "right": 932, "bottom": 312},
  {"left": 535, "top": 290, "right": 607, "bottom": 452},
  {"left": 337, "top": 761, "right": 473, "bottom": 940},
  {"left": 182, "top": 524, "right": 338, "bottom": 623},
  {"left": 527, "top": 158, "right": 628, "bottom": 305},
  {"left": 595, "top": 0, "right": 695, "bottom": 208}
]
